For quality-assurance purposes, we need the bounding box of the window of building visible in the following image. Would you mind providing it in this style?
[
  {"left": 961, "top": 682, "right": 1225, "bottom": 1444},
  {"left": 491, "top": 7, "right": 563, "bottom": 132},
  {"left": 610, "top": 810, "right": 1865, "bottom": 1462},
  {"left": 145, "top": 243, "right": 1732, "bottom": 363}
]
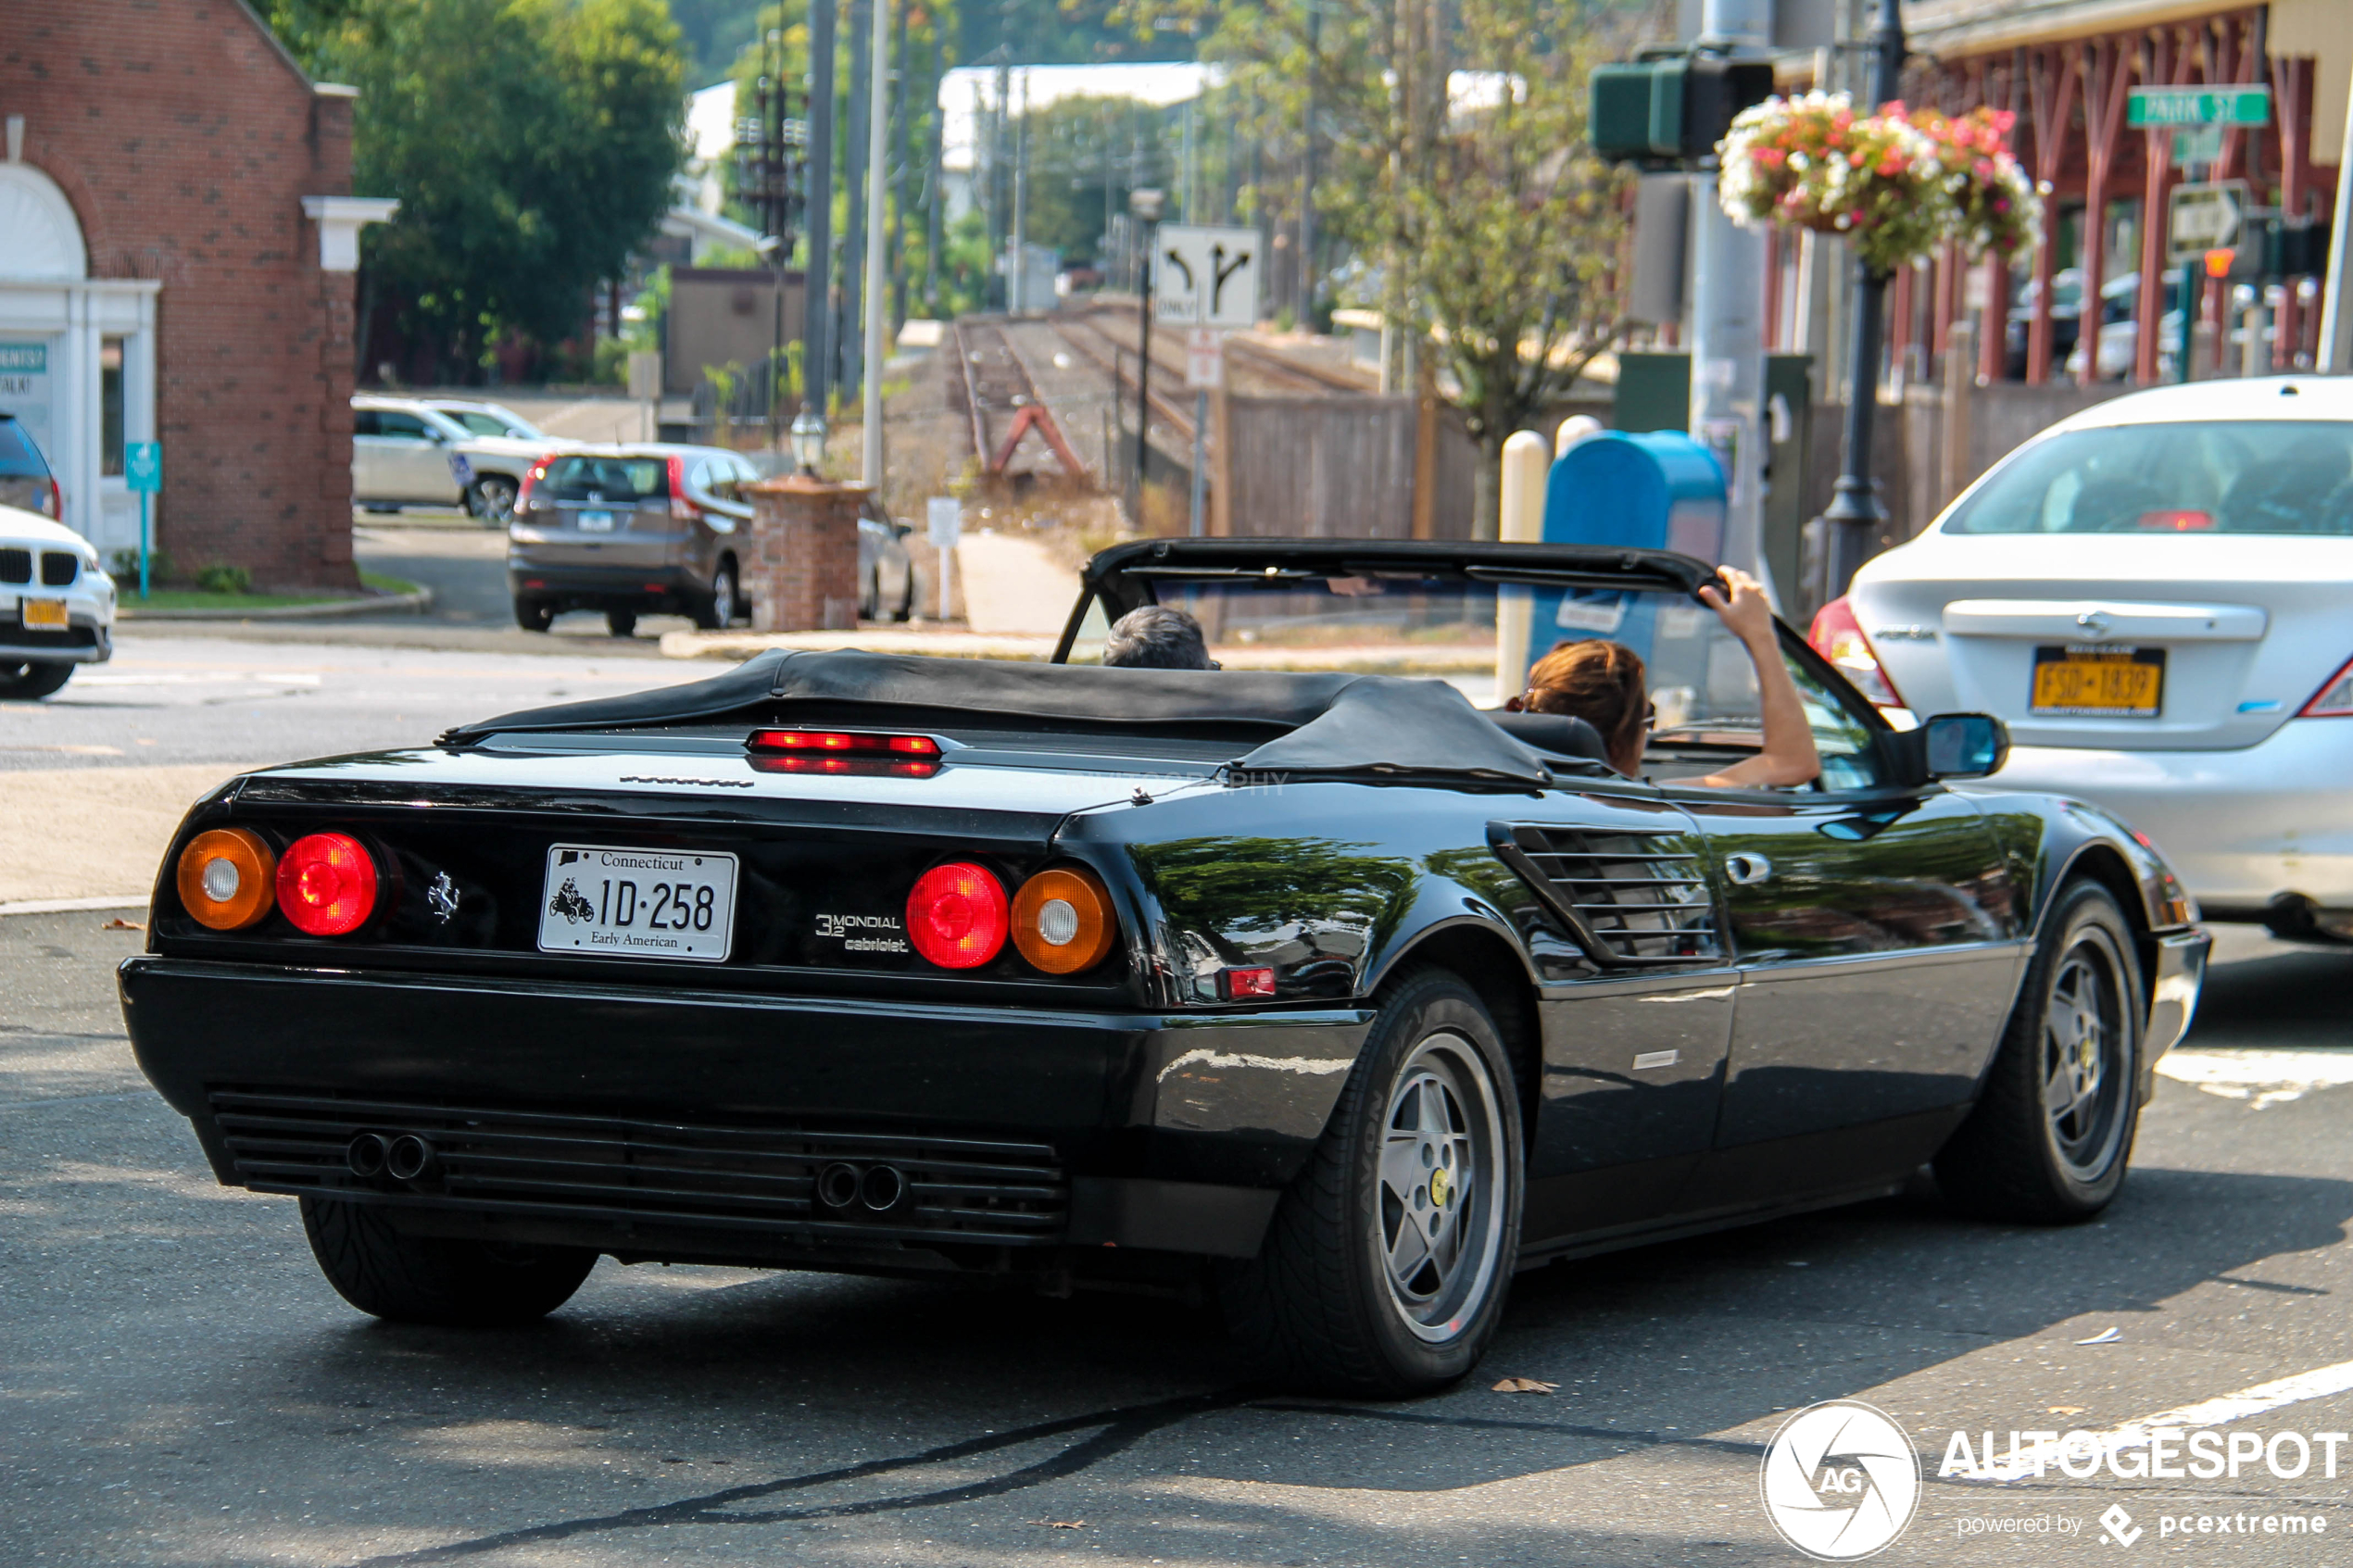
[{"left": 100, "top": 338, "right": 125, "bottom": 477}]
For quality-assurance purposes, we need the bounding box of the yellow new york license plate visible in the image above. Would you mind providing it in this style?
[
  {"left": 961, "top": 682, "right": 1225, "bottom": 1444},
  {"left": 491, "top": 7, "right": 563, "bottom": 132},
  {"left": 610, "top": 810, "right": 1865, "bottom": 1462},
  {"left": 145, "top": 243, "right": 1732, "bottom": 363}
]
[
  {"left": 2031, "top": 645, "right": 2165, "bottom": 717},
  {"left": 20, "top": 598, "right": 68, "bottom": 630}
]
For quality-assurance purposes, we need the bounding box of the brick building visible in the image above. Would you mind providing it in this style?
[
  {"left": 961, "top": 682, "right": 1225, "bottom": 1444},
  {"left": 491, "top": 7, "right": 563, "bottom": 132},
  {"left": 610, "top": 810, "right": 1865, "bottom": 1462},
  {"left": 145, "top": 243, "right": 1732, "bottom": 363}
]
[{"left": 0, "top": 0, "right": 393, "bottom": 588}]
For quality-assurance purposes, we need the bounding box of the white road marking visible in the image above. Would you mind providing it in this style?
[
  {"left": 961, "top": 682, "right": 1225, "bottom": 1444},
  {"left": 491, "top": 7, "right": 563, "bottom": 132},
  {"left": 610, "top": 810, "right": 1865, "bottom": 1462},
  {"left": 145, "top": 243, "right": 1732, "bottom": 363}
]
[
  {"left": 2158, "top": 1047, "right": 2353, "bottom": 1108},
  {"left": 1977, "top": 1358, "right": 2353, "bottom": 1482}
]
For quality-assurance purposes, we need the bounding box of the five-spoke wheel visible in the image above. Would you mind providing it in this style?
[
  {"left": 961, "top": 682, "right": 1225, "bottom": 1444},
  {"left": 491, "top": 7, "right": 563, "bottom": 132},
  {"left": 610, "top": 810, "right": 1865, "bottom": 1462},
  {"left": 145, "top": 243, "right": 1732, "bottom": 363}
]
[
  {"left": 1936, "top": 880, "right": 2145, "bottom": 1223},
  {"left": 1221, "top": 969, "right": 1522, "bottom": 1396}
]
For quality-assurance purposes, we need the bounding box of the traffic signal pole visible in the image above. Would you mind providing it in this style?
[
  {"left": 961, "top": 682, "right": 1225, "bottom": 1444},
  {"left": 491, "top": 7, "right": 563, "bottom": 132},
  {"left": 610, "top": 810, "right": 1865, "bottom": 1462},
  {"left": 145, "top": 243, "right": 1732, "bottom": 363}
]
[{"left": 1686, "top": 0, "right": 1772, "bottom": 595}]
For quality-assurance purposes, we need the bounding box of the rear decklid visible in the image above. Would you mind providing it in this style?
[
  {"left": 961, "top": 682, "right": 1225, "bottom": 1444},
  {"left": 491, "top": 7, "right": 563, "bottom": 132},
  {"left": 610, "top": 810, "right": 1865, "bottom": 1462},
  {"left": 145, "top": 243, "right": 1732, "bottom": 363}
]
[{"left": 1850, "top": 387, "right": 2353, "bottom": 750}]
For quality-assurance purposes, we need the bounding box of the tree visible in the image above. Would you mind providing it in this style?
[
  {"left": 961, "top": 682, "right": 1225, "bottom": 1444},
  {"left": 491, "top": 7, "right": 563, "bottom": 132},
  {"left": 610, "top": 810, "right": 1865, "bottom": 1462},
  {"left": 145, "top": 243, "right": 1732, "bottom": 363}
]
[
  {"left": 271, "top": 0, "right": 686, "bottom": 381},
  {"left": 1132, "top": 0, "right": 1644, "bottom": 536}
]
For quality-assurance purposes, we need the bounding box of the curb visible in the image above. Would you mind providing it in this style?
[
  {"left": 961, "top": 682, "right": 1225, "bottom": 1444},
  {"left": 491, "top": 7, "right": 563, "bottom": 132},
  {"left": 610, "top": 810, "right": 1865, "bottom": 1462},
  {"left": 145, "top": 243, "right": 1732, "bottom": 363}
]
[
  {"left": 119, "top": 586, "right": 434, "bottom": 622},
  {"left": 0, "top": 895, "right": 148, "bottom": 917}
]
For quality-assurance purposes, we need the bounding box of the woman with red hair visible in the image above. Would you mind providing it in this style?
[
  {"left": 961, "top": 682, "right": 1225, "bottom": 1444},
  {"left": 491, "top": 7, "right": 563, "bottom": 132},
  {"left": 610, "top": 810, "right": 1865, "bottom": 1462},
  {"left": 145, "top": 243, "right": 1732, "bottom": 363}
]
[{"left": 1509, "top": 567, "right": 1820, "bottom": 789}]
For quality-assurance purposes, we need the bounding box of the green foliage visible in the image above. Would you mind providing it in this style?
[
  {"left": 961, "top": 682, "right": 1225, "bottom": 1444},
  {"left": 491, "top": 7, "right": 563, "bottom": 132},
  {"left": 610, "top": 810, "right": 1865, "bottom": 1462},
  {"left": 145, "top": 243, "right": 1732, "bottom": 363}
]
[
  {"left": 195, "top": 563, "right": 254, "bottom": 595},
  {"left": 273, "top": 0, "right": 687, "bottom": 380}
]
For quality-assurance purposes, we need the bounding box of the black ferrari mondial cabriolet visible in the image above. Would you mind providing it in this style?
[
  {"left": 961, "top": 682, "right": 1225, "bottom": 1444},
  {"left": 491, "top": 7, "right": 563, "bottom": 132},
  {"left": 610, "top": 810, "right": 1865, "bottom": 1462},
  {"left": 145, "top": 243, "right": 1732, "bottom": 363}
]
[{"left": 122, "top": 541, "right": 2207, "bottom": 1396}]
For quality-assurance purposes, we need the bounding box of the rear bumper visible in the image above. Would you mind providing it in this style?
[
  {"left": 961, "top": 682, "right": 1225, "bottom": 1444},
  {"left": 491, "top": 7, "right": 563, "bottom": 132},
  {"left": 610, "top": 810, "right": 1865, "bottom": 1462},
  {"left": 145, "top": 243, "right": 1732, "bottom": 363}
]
[
  {"left": 119, "top": 956, "right": 1369, "bottom": 1261},
  {"left": 1989, "top": 721, "right": 2353, "bottom": 914},
  {"left": 505, "top": 560, "right": 709, "bottom": 608}
]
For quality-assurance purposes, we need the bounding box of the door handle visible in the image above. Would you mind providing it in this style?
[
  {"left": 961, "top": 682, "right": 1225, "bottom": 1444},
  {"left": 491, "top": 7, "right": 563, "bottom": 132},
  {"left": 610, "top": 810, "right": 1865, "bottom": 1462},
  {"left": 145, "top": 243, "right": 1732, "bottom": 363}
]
[{"left": 1723, "top": 852, "right": 1773, "bottom": 885}]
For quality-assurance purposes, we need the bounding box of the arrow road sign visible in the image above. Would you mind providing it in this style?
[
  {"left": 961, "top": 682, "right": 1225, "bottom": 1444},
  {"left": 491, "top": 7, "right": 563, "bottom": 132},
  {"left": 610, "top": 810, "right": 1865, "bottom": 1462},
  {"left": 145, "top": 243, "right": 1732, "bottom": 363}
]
[
  {"left": 1153, "top": 224, "right": 1260, "bottom": 328},
  {"left": 2169, "top": 180, "right": 2248, "bottom": 263},
  {"left": 2130, "top": 85, "right": 2271, "bottom": 129}
]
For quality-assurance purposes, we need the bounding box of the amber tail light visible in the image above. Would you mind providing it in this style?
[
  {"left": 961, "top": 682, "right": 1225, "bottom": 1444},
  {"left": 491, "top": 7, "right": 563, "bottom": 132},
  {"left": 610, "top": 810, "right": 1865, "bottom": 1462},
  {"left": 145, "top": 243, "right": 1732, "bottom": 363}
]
[
  {"left": 175, "top": 828, "right": 277, "bottom": 931},
  {"left": 1011, "top": 866, "right": 1117, "bottom": 974}
]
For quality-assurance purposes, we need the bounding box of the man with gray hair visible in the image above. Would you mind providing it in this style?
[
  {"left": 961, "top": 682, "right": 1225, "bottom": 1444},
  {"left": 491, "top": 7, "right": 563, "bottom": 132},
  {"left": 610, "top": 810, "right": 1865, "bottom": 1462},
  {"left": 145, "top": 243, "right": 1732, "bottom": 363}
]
[{"left": 1101, "top": 606, "right": 1219, "bottom": 670}]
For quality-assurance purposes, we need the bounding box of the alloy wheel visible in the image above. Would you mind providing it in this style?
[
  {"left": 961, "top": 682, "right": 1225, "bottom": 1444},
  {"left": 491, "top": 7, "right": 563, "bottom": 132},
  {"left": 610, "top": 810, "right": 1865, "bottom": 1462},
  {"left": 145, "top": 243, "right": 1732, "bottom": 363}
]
[
  {"left": 2041, "top": 939, "right": 2128, "bottom": 1181},
  {"left": 1373, "top": 1032, "right": 1508, "bottom": 1343}
]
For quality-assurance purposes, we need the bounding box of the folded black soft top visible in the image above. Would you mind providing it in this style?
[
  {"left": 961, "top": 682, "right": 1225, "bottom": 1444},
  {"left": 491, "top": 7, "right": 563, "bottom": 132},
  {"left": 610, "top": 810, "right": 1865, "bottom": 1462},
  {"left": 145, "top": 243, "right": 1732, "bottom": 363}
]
[{"left": 440, "top": 648, "right": 1573, "bottom": 785}]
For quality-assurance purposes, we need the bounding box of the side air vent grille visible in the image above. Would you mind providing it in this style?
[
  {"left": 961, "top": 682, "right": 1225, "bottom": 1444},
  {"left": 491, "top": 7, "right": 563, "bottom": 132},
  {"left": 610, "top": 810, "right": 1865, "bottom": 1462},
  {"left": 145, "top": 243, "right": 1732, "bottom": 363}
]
[{"left": 1491, "top": 822, "right": 1721, "bottom": 965}]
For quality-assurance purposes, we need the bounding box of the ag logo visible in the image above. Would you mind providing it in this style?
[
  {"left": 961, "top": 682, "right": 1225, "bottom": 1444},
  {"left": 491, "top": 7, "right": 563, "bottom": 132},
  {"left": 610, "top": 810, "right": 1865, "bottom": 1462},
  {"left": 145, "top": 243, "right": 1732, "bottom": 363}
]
[{"left": 1759, "top": 1399, "right": 1920, "bottom": 1560}]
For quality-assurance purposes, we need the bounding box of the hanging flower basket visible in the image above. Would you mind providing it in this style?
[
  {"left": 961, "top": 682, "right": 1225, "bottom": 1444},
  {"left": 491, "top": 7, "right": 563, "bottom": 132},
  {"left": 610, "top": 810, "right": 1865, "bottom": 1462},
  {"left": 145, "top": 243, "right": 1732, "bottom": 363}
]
[
  {"left": 1905, "top": 105, "right": 2044, "bottom": 261},
  {"left": 1718, "top": 92, "right": 2042, "bottom": 276}
]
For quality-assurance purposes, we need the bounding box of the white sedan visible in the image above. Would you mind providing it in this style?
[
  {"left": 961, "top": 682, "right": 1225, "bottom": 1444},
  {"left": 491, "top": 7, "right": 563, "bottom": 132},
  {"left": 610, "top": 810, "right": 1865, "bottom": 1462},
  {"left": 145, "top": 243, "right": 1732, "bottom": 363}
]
[
  {"left": 1818, "top": 375, "right": 2353, "bottom": 942},
  {"left": 0, "top": 501, "right": 113, "bottom": 699}
]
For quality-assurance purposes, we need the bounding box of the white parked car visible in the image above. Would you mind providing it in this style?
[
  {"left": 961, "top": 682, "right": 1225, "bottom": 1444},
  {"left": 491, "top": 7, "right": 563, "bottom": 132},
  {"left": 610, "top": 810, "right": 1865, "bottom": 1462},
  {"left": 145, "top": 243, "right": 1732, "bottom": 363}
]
[
  {"left": 1818, "top": 375, "right": 2353, "bottom": 942},
  {"left": 0, "top": 501, "right": 112, "bottom": 700},
  {"left": 352, "top": 395, "right": 574, "bottom": 524}
]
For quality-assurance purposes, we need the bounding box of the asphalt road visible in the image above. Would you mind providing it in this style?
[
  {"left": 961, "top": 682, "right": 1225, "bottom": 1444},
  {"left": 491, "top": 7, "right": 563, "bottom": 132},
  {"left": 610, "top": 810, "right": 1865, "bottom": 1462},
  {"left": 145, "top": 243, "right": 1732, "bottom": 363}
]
[
  {"left": 5, "top": 913, "right": 2351, "bottom": 1566},
  {"left": 0, "top": 633, "right": 706, "bottom": 775}
]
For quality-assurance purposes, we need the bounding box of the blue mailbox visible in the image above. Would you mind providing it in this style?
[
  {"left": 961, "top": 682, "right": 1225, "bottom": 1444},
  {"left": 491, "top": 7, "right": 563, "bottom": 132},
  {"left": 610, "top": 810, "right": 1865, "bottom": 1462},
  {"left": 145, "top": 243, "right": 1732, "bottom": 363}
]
[{"left": 1513, "top": 430, "right": 1726, "bottom": 681}]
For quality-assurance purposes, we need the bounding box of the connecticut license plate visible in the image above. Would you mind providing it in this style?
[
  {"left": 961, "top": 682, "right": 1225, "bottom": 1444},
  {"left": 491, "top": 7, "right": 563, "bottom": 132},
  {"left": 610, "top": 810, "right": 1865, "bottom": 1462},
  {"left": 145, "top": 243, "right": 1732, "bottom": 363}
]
[
  {"left": 537, "top": 844, "right": 736, "bottom": 961},
  {"left": 21, "top": 598, "right": 68, "bottom": 630},
  {"left": 2031, "top": 645, "right": 2165, "bottom": 717},
  {"left": 576, "top": 510, "right": 615, "bottom": 533}
]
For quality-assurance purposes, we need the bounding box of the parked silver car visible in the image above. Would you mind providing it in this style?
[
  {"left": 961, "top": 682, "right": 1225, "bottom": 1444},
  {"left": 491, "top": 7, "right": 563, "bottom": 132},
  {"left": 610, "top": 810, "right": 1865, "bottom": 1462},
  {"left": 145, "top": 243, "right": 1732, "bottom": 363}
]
[
  {"left": 506, "top": 445, "right": 920, "bottom": 637},
  {"left": 351, "top": 395, "right": 573, "bottom": 523},
  {"left": 1820, "top": 375, "right": 2353, "bottom": 942}
]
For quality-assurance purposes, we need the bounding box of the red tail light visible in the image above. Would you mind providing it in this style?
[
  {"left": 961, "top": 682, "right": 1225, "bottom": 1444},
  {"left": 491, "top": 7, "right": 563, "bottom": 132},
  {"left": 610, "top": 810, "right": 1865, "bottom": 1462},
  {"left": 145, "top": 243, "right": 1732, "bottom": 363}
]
[
  {"left": 2135, "top": 508, "right": 2215, "bottom": 532},
  {"left": 2300, "top": 655, "right": 2353, "bottom": 718},
  {"left": 1218, "top": 966, "right": 1277, "bottom": 1000},
  {"left": 668, "top": 455, "right": 700, "bottom": 521},
  {"left": 516, "top": 459, "right": 548, "bottom": 513},
  {"left": 1807, "top": 596, "right": 1906, "bottom": 709},
  {"left": 275, "top": 832, "right": 379, "bottom": 936},
  {"left": 905, "top": 862, "right": 1008, "bottom": 969},
  {"left": 40, "top": 477, "right": 61, "bottom": 521}
]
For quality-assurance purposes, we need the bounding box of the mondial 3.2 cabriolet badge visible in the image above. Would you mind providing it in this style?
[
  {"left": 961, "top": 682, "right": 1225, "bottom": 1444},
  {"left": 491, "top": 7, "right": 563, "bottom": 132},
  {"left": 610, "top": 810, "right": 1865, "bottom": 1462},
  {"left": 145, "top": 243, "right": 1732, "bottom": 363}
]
[{"left": 813, "top": 912, "right": 908, "bottom": 953}]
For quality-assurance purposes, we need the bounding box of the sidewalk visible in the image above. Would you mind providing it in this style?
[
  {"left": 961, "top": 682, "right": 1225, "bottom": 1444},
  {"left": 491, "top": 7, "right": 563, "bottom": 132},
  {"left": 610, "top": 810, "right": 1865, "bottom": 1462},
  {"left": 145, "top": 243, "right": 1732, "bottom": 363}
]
[{"left": 0, "top": 764, "right": 242, "bottom": 907}]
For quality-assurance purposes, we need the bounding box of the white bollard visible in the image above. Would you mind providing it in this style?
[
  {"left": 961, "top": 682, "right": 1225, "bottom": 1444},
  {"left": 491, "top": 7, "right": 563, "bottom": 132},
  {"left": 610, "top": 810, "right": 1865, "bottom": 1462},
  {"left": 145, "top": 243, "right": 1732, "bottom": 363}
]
[{"left": 1495, "top": 429, "right": 1552, "bottom": 705}]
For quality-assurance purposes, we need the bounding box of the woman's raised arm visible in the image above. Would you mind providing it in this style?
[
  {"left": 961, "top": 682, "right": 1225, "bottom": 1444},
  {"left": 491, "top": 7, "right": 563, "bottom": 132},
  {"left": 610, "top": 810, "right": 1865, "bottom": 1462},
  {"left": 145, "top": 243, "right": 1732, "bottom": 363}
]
[{"left": 1690, "top": 568, "right": 1821, "bottom": 790}]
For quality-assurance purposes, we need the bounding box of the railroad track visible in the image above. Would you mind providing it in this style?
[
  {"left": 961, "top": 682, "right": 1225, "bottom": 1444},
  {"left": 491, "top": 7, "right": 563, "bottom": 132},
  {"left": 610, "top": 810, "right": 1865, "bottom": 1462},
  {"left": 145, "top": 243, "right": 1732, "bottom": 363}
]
[{"left": 948, "top": 317, "right": 1045, "bottom": 467}]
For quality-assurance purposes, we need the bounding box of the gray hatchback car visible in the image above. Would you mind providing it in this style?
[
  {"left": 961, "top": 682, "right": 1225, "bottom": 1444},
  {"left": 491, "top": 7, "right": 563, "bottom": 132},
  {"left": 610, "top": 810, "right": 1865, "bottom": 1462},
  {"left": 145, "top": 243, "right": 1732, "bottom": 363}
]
[{"left": 507, "top": 444, "right": 919, "bottom": 637}]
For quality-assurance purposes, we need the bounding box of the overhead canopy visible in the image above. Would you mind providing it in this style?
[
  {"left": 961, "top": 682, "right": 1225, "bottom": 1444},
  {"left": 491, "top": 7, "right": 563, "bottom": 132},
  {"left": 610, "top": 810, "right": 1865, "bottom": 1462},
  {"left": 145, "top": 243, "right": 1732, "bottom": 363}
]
[{"left": 440, "top": 649, "right": 1562, "bottom": 786}]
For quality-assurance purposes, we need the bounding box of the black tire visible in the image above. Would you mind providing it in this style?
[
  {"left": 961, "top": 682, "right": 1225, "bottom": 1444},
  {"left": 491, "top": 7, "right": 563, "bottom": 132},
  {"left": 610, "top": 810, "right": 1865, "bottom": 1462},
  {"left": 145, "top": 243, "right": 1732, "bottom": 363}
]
[
  {"left": 361, "top": 503, "right": 401, "bottom": 515},
  {"left": 859, "top": 568, "right": 879, "bottom": 622},
  {"left": 470, "top": 473, "right": 521, "bottom": 527},
  {"left": 895, "top": 566, "right": 918, "bottom": 622},
  {"left": 693, "top": 561, "right": 738, "bottom": 631},
  {"left": 1934, "top": 881, "right": 2145, "bottom": 1223},
  {"left": 606, "top": 607, "right": 638, "bottom": 638},
  {"left": 512, "top": 596, "right": 554, "bottom": 633},
  {"left": 299, "top": 1197, "right": 596, "bottom": 1326},
  {"left": 0, "top": 660, "right": 75, "bottom": 699},
  {"left": 1219, "top": 969, "right": 1523, "bottom": 1397}
]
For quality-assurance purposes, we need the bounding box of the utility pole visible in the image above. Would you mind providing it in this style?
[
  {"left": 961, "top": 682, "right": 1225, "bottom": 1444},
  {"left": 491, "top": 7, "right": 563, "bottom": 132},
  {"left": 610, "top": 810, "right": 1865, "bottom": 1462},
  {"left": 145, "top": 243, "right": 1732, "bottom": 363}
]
[
  {"left": 889, "top": 0, "right": 909, "bottom": 330},
  {"left": 1687, "top": 0, "right": 1773, "bottom": 591},
  {"left": 924, "top": 30, "right": 943, "bottom": 315},
  {"left": 1012, "top": 70, "right": 1030, "bottom": 314},
  {"left": 1812, "top": 0, "right": 1906, "bottom": 606},
  {"left": 862, "top": 0, "right": 889, "bottom": 484},
  {"left": 1129, "top": 187, "right": 1164, "bottom": 522},
  {"left": 1300, "top": 1, "right": 1321, "bottom": 324},
  {"left": 841, "top": 0, "right": 871, "bottom": 409},
  {"left": 804, "top": 0, "right": 837, "bottom": 423}
]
